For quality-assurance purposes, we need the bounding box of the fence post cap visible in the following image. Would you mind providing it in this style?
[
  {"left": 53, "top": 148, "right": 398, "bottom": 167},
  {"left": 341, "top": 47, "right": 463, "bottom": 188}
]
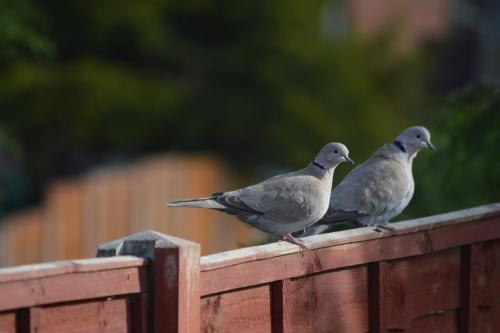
[{"left": 97, "top": 229, "right": 199, "bottom": 259}]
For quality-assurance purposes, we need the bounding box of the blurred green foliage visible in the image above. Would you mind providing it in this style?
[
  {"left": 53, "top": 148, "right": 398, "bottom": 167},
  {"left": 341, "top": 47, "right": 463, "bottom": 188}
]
[
  {"left": 403, "top": 85, "right": 500, "bottom": 219},
  {"left": 2, "top": 0, "right": 497, "bottom": 219},
  {"left": 0, "top": 0, "right": 54, "bottom": 62},
  {"left": 0, "top": 1, "right": 428, "bottom": 172}
]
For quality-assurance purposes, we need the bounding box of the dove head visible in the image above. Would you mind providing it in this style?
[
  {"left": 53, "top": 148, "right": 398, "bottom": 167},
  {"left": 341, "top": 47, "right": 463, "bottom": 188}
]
[
  {"left": 395, "top": 126, "right": 435, "bottom": 155},
  {"left": 313, "top": 142, "right": 353, "bottom": 171}
]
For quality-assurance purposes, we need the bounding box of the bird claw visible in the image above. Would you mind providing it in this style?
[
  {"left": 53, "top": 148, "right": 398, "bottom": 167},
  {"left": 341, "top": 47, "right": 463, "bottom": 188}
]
[{"left": 282, "top": 234, "right": 308, "bottom": 250}]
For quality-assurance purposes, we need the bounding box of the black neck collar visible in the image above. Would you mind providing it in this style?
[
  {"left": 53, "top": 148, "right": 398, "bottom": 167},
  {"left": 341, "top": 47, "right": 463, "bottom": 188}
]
[
  {"left": 393, "top": 140, "right": 407, "bottom": 153},
  {"left": 313, "top": 160, "right": 327, "bottom": 170}
]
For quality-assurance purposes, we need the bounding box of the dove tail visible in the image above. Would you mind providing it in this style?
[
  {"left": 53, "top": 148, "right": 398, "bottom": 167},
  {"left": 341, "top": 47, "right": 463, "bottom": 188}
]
[{"left": 167, "top": 198, "right": 226, "bottom": 209}]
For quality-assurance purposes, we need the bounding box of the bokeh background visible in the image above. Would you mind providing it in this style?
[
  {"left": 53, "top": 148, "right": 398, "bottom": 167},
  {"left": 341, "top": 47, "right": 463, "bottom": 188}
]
[{"left": 0, "top": 0, "right": 499, "bottom": 266}]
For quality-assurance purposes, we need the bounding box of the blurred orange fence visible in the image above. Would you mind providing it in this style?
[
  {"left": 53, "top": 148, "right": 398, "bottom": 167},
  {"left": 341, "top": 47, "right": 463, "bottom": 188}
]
[{"left": 0, "top": 154, "right": 264, "bottom": 267}]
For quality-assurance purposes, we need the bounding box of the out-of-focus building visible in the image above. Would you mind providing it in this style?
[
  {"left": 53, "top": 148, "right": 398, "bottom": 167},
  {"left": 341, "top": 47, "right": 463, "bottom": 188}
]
[{"left": 322, "top": 0, "right": 500, "bottom": 87}]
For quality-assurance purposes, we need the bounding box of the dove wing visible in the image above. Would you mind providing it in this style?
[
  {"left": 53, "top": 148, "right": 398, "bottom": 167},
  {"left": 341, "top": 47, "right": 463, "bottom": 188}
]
[{"left": 238, "top": 170, "right": 325, "bottom": 223}]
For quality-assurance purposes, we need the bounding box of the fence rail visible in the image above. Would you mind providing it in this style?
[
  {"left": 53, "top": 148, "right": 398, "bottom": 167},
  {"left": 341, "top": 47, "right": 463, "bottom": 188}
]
[
  {"left": 0, "top": 202, "right": 499, "bottom": 332},
  {"left": 0, "top": 256, "right": 148, "bottom": 332}
]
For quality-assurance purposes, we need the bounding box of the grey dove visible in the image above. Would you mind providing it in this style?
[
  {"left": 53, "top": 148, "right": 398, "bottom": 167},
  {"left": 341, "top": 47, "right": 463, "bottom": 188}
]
[
  {"left": 301, "top": 126, "right": 435, "bottom": 237},
  {"left": 168, "top": 142, "right": 353, "bottom": 248}
]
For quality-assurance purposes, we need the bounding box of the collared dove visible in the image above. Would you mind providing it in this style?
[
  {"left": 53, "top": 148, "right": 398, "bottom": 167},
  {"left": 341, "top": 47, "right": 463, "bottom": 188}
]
[
  {"left": 301, "top": 126, "right": 435, "bottom": 237},
  {"left": 168, "top": 142, "right": 353, "bottom": 248}
]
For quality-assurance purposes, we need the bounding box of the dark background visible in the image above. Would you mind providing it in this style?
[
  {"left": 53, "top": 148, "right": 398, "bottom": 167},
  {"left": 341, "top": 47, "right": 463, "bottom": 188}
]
[{"left": 0, "top": 0, "right": 499, "bottom": 221}]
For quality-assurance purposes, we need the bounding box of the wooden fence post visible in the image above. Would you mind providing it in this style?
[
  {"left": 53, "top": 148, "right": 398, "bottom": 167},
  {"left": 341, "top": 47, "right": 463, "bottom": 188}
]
[{"left": 97, "top": 230, "right": 200, "bottom": 333}]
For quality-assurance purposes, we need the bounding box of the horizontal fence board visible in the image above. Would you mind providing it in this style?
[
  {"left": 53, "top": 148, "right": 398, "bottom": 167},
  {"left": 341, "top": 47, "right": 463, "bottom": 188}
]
[
  {"left": 384, "top": 249, "right": 461, "bottom": 331},
  {"left": 0, "top": 312, "right": 16, "bottom": 333},
  {"left": 0, "top": 266, "right": 147, "bottom": 311},
  {"left": 0, "top": 256, "right": 146, "bottom": 283},
  {"left": 201, "top": 285, "right": 271, "bottom": 333},
  {"left": 277, "top": 266, "right": 369, "bottom": 333},
  {"left": 200, "top": 213, "right": 500, "bottom": 296},
  {"left": 201, "top": 203, "right": 500, "bottom": 271},
  {"left": 30, "top": 298, "right": 129, "bottom": 333}
]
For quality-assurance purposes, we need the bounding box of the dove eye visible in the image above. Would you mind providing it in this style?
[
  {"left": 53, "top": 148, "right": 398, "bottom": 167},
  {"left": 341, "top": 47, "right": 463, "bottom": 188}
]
[
  {"left": 334, "top": 150, "right": 338, "bottom": 154},
  {"left": 416, "top": 134, "right": 421, "bottom": 139}
]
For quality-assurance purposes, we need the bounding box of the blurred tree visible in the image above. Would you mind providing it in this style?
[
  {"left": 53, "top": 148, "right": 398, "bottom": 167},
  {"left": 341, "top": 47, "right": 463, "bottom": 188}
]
[
  {"left": 0, "top": 0, "right": 431, "bottom": 201},
  {"left": 0, "top": 0, "right": 54, "bottom": 62},
  {"left": 0, "top": 0, "right": 53, "bottom": 213},
  {"left": 0, "top": 125, "right": 28, "bottom": 215},
  {"left": 402, "top": 85, "right": 500, "bottom": 219}
]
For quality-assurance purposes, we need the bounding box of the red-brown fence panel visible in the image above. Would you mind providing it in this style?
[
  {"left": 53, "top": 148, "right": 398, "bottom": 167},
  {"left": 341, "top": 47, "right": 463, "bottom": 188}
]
[
  {"left": 467, "top": 239, "right": 500, "bottom": 333},
  {"left": 0, "top": 312, "right": 16, "bottom": 333},
  {"left": 201, "top": 285, "right": 272, "bottom": 333},
  {"left": 199, "top": 203, "right": 500, "bottom": 333},
  {"left": 1, "top": 203, "right": 500, "bottom": 332},
  {"left": 271, "top": 266, "right": 370, "bottom": 333},
  {"left": 28, "top": 298, "right": 130, "bottom": 333},
  {"left": 0, "top": 256, "right": 148, "bottom": 333}
]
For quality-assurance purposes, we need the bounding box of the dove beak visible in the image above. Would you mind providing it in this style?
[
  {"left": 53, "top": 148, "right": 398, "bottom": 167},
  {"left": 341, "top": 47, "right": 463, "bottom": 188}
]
[
  {"left": 344, "top": 156, "right": 354, "bottom": 165},
  {"left": 426, "top": 141, "right": 436, "bottom": 151}
]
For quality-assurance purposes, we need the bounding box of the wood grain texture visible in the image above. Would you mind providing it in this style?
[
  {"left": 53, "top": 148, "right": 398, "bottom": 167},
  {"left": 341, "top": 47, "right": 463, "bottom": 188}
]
[
  {"left": 201, "top": 285, "right": 271, "bottom": 333},
  {"left": 272, "top": 267, "right": 369, "bottom": 333},
  {"left": 0, "top": 312, "right": 16, "bottom": 333},
  {"left": 468, "top": 239, "right": 500, "bottom": 333},
  {"left": 405, "top": 310, "right": 459, "bottom": 333},
  {"left": 200, "top": 214, "right": 500, "bottom": 296},
  {"left": 29, "top": 298, "right": 129, "bottom": 333},
  {"left": 384, "top": 249, "right": 461, "bottom": 331},
  {"left": 0, "top": 266, "right": 147, "bottom": 311}
]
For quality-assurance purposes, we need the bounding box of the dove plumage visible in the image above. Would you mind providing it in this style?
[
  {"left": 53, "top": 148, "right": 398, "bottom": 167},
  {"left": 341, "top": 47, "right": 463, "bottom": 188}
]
[
  {"left": 168, "top": 142, "right": 353, "bottom": 248},
  {"left": 302, "top": 126, "right": 434, "bottom": 236}
]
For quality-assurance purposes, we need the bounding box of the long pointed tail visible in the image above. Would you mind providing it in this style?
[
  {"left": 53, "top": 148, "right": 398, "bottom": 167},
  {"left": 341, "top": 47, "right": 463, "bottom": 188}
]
[{"left": 167, "top": 197, "right": 226, "bottom": 209}]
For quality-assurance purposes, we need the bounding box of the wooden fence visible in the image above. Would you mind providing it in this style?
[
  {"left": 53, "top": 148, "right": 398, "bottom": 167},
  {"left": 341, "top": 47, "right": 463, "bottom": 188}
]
[
  {"left": 0, "top": 153, "right": 264, "bottom": 267},
  {"left": 0, "top": 203, "right": 499, "bottom": 332},
  {"left": 0, "top": 256, "right": 148, "bottom": 332}
]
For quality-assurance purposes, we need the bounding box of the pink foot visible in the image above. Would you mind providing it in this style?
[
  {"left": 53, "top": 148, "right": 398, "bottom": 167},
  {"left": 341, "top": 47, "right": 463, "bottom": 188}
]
[{"left": 282, "top": 234, "right": 308, "bottom": 250}]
